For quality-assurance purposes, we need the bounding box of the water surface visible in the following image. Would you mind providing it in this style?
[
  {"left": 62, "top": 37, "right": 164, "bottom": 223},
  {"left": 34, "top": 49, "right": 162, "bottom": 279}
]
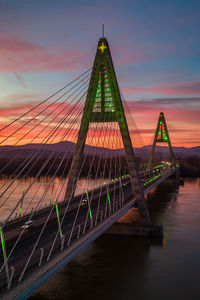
[
  {"left": 0, "top": 177, "right": 110, "bottom": 221},
  {"left": 28, "top": 178, "right": 200, "bottom": 300}
]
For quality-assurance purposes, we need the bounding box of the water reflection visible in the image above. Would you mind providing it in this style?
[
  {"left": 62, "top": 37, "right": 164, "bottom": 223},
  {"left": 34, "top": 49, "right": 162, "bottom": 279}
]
[
  {"left": 29, "top": 178, "right": 200, "bottom": 300},
  {"left": 0, "top": 176, "right": 111, "bottom": 221}
]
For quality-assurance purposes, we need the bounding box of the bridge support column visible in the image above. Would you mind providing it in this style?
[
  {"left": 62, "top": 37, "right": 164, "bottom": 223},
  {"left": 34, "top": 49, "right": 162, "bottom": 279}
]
[
  {"left": 106, "top": 222, "right": 163, "bottom": 237},
  {"left": 64, "top": 37, "right": 152, "bottom": 227},
  {"left": 149, "top": 112, "right": 177, "bottom": 171}
]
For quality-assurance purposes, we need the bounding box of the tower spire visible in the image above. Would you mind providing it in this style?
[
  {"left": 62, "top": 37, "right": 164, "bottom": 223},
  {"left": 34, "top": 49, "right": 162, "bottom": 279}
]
[
  {"left": 65, "top": 37, "right": 151, "bottom": 226},
  {"left": 102, "top": 23, "right": 104, "bottom": 38},
  {"left": 149, "top": 111, "right": 176, "bottom": 168}
]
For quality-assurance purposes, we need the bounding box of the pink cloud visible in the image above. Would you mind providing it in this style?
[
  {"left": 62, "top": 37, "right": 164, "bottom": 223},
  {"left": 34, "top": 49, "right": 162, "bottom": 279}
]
[
  {"left": 112, "top": 45, "right": 150, "bottom": 65},
  {"left": 0, "top": 93, "right": 44, "bottom": 113},
  {"left": 0, "top": 94, "right": 199, "bottom": 147},
  {"left": 0, "top": 98, "right": 85, "bottom": 146},
  {"left": 122, "top": 81, "right": 200, "bottom": 96},
  {"left": 125, "top": 98, "right": 200, "bottom": 122},
  {"left": 0, "top": 36, "right": 88, "bottom": 72}
]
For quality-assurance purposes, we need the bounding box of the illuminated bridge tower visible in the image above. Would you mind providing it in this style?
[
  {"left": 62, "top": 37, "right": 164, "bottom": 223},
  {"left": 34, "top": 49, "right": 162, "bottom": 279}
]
[
  {"left": 65, "top": 36, "right": 151, "bottom": 226},
  {"left": 149, "top": 112, "right": 176, "bottom": 169}
]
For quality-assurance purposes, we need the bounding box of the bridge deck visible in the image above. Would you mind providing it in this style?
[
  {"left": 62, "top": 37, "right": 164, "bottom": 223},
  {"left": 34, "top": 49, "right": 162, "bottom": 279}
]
[{"left": 0, "top": 165, "right": 178, "bottom": 300}]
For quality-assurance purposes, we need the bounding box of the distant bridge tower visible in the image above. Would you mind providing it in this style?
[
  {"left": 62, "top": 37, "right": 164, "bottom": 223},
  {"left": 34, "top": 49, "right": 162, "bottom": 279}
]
[
  {"left": 65, "top": 36, "right": 151, "bottom": 226},
  {"left": 149, "top": 112, "right": 176, "bottom": 169}
]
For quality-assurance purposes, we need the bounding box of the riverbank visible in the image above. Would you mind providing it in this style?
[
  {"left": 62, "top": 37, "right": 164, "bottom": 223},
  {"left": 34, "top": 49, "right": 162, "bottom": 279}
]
[{"left": 179, "top": 156, "right": 200, "bottom": 177}]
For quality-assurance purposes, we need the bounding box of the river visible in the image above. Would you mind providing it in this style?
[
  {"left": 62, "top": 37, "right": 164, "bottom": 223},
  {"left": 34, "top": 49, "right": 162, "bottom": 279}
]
[
  {"left": 0, "top": 176, "right": 111, "bottom": 222},
  {"left": 25, "top": 178, "right": 200, "bottom": 300}
]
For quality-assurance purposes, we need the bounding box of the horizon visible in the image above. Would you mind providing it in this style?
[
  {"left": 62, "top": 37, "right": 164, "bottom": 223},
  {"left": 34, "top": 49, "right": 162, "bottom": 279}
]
[{"left": 0, "top": 139, "right": 199, "bottom": 150}]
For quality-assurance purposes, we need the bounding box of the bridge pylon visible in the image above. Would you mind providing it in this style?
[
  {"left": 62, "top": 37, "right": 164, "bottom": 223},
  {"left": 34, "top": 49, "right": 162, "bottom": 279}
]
[
  {"left": 149, "top": 112, "right": 177, "bottom": 170},
  {"left": 64, "top": 36, "right": 151, "bottom": 226}
]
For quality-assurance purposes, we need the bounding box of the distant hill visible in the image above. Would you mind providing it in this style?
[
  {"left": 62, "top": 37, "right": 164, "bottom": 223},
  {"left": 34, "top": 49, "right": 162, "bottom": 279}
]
[
  {"left": 135, "top": 145, "right": 200, "bottom": 157},
  {"left": 0, "top": 141, "right": 199, "bottom": 158}
]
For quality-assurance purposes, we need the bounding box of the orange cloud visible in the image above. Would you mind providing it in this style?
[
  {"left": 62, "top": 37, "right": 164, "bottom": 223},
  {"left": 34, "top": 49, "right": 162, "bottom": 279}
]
[
  {"left": 124, "top": 98, "right": 200, "bottom": 147},
  {"left": 0, "top": 99, "right": 85, "bottom": 145},
  {"left": 0, "top": 96, "right": 199, "bottom": 148}
]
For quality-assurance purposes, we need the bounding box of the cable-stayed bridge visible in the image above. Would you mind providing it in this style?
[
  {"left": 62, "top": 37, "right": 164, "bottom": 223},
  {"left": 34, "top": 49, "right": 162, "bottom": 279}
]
[{"left": 0, "top": 36, "right": 179, "bottom": 300}]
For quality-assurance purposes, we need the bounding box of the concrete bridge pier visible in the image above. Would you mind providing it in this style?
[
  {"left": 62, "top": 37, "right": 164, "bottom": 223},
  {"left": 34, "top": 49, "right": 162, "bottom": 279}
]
[{"left": 106, "top": 222, "right": 163, "bottom": 237}]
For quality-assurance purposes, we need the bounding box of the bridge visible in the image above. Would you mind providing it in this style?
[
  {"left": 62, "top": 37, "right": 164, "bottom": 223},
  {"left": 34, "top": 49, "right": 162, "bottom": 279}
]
[{"left": 0, "top": 35, "right": 179, "bottom": 300}]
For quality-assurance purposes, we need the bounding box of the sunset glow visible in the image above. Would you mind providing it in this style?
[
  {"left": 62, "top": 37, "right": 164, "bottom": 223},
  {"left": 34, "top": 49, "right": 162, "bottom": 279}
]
[{"left": 0, "top": 0, "right": 199, "bottom": 148}]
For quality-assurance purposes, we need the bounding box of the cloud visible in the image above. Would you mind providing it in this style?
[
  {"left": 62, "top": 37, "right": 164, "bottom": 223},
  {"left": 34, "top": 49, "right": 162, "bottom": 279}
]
[
  {"left": 0, "top": 36, "right": 88, "bottom": 72},
  {"left": 123, "top": 97, "right": 200, "bottom": 147},
  {"left": 124, "top": 97, "right": 200, "bottom": 122},
  {"left": 0, "top": 98, "right": 85, "bottom": 145},
  {"left": 112, "top": 44, "right": 151, "bottom": 65},
  {"left": 122, "top": 82, "right": 200, "bottom": 96},
  {"left": 125, "top": 97, "right": 200, "bottom": 110},
  {"left": 0, "top": 94, "right": 199, "bottom": 147},
  {"left": 0, "top": 93, "right": 43, "bottom": 110}
]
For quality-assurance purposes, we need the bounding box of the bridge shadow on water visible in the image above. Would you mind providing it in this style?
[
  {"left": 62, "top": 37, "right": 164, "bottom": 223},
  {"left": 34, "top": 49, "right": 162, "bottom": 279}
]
[
  {"left": 29, "top": 178, "right": 179, "bottom": 300},
  {"left": 146, "top": 177, "right": 179, "bottom": 223}
]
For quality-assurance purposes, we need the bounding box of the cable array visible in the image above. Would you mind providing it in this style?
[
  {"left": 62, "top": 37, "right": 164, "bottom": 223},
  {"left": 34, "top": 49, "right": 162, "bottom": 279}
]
[{"left": 0, "top": 69, "right": 172, "bottom": 294}]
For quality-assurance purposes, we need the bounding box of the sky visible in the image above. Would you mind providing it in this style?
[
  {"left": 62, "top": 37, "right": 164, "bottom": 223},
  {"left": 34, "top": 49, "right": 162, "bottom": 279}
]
[{"left": 0, "top": 0, "right": 200, "bottom": 147}]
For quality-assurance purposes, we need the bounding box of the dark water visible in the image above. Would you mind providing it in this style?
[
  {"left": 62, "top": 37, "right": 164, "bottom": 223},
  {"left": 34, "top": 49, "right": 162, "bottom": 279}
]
[{"left": 30, "top": 178, "right": 200, "bottom": 300}]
